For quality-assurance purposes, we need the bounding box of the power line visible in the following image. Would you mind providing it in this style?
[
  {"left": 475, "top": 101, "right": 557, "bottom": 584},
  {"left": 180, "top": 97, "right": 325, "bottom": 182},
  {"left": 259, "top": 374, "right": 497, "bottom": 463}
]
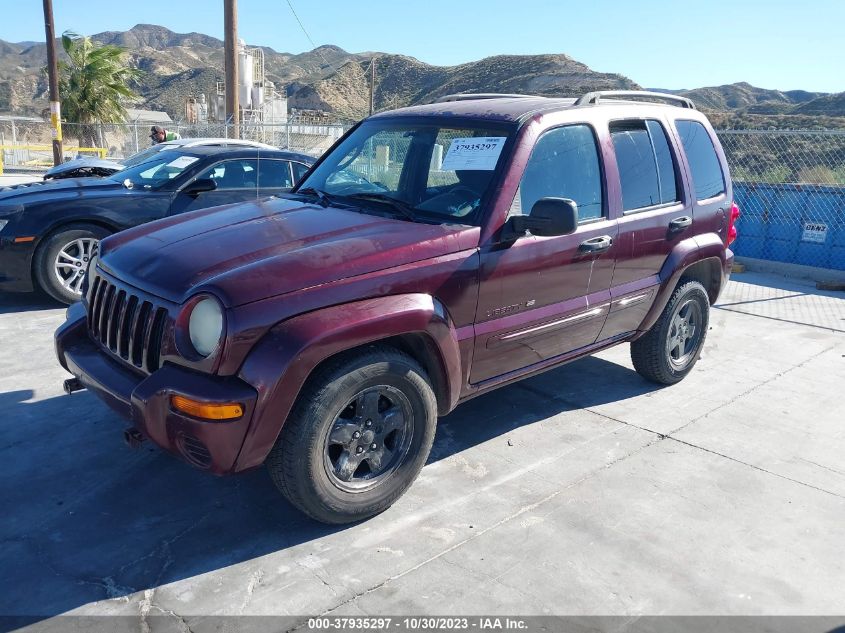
[{"left": 285, "top": 0, "right": 318, "bottom": 50}]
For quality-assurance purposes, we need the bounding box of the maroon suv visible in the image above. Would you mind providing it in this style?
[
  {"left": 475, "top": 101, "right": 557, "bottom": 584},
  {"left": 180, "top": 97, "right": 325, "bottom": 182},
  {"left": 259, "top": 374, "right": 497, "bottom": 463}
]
[{"left": 56, "top": 91, "right": 738, "bottom": 524}]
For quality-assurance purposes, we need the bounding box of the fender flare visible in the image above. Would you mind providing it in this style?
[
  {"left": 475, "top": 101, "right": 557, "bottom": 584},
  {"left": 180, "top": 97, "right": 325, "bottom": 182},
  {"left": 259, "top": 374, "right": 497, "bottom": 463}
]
[
  {"left": 233, "top": 293, "right": 462, "bottom": 471},
  {"left": 634, "top": 232, "right": 729, "bottom": 336}
]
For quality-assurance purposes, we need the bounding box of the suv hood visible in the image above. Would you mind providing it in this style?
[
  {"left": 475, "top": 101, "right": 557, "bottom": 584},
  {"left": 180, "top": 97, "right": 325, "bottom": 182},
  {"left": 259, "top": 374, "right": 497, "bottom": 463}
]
[{"left": 99, "top": 196, "right": 478, "bottom": 306}]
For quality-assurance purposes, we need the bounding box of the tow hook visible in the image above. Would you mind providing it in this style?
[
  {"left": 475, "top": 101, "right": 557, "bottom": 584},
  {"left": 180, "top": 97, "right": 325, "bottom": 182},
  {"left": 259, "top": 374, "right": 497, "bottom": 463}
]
[
  {"left": 124, "top": 428, "right": 146, "bottom": 449},
  {"left": 63, "top": 378, "right": 84, "bottom": 395}
]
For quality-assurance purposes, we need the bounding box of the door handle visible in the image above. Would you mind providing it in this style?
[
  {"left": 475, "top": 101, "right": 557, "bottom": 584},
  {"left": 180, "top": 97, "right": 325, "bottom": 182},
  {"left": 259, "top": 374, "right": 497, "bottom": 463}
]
[
  {"left": 578, "top": 235, "right": 613, "bottom": 254},
  {"left": 668, "top": 216, "right": 692, "bottom": 232}
]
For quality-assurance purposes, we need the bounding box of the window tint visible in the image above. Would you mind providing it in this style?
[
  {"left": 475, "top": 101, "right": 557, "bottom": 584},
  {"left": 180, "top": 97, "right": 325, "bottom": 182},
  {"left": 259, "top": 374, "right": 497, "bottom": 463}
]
[
  {"left": 646, "top": 120, "right": 679, "bottom": 204},
  {"left": 198, "top": 159, "right": 257, "bottom": 190},
  {"left": 675, "top": 120, "right": 726, "bottom": 200},
  {"left": 511, "top": 125, "right": 603, "bottom": 221},
  {"left": 291, "top": 161, "right": 310, "bottom": 183},
  {"left": 610, "top": 120, "right": 679, "bottom": 211},
  {"left": 256, "top": 160, "right": 293, "bottom": 188}
]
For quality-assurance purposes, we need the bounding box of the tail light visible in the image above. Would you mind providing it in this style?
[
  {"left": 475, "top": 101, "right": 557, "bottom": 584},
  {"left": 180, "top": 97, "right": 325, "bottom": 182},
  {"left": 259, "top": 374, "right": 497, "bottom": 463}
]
[{"left": 726, "top": 202, "right": 740, "bottom": 246}]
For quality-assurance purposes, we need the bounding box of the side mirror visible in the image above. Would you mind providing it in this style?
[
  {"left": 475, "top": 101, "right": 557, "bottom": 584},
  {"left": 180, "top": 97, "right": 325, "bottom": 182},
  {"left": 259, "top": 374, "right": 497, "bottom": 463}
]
[
  {"left": 505, "top": 197, "right": 578, "bottom": 239},
  {"left": 182, "top": 178, "right": 217, "bottom": 196}
]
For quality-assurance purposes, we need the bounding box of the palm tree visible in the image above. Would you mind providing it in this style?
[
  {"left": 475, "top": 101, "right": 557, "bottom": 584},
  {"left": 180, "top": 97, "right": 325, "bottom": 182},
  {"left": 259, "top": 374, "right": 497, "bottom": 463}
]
[{"left": 58, "top": 31, "right": 142, "bottom": 147}]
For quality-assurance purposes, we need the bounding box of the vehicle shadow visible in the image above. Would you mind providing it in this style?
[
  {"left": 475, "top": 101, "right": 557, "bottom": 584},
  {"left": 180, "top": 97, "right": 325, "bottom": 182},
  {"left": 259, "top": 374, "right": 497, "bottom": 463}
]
[
  {"left": 0, "top": 291, "right": 63, "bottom": 315},
  {"left": 0, "top": 354, "right": 658, "bottom": 620}
]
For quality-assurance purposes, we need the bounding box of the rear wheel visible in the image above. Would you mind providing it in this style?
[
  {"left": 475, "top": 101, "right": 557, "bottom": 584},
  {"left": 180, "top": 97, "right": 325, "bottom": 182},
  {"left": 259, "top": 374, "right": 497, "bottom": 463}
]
[
  {"left": 631, "top": 280, "right": 710, "bottom": 385},
  {"left": 266, "top": 345, "right": 437, "bottom": 524},
  {"left": 34, "top": 224, "right": 108, "bottom": 304}
]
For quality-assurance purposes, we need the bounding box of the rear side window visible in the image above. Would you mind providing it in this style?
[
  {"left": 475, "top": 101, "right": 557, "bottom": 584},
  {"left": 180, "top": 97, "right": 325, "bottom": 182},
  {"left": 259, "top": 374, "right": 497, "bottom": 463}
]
[
  {"left": 675, "top": 120, "right": 726, "bottom": 201},
  {"left": 510, "top": 124, "right": 603, "bottom": 221},
  {"left": 610, "top": 120, "right": 679, "bottom": 211},
  {"left": 257, "top": 160, "right": 294, "bottom": 188},
  {"left": 291, "top": 161, "right": 310, "bottom": 183}
]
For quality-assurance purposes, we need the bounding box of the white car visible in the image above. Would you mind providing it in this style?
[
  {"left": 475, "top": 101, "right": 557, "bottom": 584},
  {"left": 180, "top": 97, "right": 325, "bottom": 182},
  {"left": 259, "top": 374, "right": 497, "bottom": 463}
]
[{"left": 43, "top": 138, "right": 280, "bottom": 180}]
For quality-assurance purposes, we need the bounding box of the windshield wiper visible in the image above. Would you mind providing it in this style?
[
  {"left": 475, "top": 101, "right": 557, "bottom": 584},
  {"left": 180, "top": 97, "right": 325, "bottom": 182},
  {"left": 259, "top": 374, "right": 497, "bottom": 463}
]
[
  {"left": 296, "top": 187, "right": 334, "bottom": 207},
  {"left": 345, "top": 193, "right": 418, "bottom": 222}
]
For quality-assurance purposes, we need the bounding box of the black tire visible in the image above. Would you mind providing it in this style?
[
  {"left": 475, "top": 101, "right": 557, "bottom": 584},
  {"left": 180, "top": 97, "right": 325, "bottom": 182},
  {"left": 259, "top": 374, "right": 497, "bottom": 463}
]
[
  {"left": 34, "top": 223, "right": 109, "bottom": 305},
  {"left": 631, "top": 280, "right": 710, "bottom": 385},
  {"left": 266, "top": 345, "right": 437, "bottom": 524}
]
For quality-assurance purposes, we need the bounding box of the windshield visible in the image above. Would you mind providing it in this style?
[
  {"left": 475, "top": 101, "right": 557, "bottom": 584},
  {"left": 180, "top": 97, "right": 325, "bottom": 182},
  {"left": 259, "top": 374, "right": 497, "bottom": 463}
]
[
  {"left": 296, "top": 119, "right": 513, "bottom": 224},
  {"left": 121, "top": 144, "right": 167, "bottom": 168},
  {"left": 109, "top": 152, "right": 200, "bottom": 190}
]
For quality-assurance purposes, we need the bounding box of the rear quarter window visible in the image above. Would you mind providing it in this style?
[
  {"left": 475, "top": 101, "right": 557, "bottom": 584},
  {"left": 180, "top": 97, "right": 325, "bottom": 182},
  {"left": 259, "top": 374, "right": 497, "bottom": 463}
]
[{"left": 675, "top": 120, "right": 726, "bottom": 201}]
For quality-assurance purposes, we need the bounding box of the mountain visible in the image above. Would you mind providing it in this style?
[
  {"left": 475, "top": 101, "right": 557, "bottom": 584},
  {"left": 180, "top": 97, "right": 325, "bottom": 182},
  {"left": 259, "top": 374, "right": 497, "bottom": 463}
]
[
  {"left": 0, "top": 24, "right": 841, "bottom": 124},
  {"left": 658, "top": 82, "right": 841, "bottom": 120},
  {"left": 0, "top": 24, "right": 637, "bottom": 121}
]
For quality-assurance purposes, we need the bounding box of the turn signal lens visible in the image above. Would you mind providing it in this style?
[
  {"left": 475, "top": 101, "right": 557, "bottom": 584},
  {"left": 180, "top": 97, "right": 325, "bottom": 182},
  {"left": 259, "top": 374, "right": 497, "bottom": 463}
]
[{"left": 170, "top": 395, "right": 243, "bottom": 420}]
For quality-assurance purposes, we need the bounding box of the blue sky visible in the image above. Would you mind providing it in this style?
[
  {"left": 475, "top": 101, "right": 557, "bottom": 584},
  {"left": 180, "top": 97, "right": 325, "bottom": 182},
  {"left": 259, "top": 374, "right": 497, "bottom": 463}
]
[{"left": 3, "top": 0, "right": 843, "bottom": 92}]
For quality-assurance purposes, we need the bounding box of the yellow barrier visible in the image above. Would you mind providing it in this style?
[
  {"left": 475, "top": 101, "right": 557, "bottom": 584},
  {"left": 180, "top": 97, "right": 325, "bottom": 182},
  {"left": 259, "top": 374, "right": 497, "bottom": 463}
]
[{"left": 0, "top": 145, "right": 107, "bottom": 175}]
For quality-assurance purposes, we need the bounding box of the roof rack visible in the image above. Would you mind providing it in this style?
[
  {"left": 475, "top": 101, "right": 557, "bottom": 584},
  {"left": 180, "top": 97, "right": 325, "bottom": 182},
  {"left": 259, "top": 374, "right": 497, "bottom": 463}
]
[
  {"left": 434, "top": 93, "right": 543, "bottom": 103},
  {"left": 575, "top": 90, "right": 696, "bottom": 109}
]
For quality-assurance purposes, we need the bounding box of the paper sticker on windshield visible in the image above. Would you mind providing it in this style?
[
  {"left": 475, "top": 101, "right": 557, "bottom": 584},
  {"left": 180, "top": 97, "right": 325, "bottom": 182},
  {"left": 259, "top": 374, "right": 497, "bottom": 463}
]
[
  {"left": 166, "top": 156, "right": 199, "bottom": 169},
  {"left": 440, "top": 137, "right": 507, "bottom": 171}
]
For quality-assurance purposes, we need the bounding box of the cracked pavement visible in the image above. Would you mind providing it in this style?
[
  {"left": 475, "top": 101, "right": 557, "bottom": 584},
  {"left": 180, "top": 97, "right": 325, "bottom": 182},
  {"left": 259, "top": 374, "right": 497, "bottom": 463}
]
[{"left": 1, "top": 271, "right": 844, "bottom": 629}]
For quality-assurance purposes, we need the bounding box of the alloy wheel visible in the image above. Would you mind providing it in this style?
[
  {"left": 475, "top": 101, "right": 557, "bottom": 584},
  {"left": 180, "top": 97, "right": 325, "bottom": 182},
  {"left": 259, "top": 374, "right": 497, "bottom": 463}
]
[
  {"left": 53, "top": 238, "right": 97, "bottom": 296},
  {"left": 323, "top": 385, "right": 414, "bottom": 493}
]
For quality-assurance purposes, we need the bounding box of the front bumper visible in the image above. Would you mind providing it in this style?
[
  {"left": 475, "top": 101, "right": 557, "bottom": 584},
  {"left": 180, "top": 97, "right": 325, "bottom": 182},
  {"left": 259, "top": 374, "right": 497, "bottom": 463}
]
[
  {"left": 0, "top": 237, "right": 36, "bottom": 292},
  {"left": 55, "top": 303, "right": 258, "bottom": 474}
]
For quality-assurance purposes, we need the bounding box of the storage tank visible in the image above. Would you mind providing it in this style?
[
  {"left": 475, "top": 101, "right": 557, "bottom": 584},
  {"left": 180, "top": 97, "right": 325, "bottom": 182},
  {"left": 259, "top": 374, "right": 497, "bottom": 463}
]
[{"left": 238, "top": 39, "right": 254, "bottom": 109}]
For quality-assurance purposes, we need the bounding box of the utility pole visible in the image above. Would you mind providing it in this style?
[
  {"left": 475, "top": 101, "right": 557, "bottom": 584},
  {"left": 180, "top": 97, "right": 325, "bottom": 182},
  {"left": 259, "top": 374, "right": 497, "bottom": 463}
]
[
  {"left": 369, "top": 57, "right": 376, "bottom": 116},
  {"left": 224, "top": 0, "right": 240, "bottom": 139},
  {"left": 43, "top": 0, "right": 62, "bottom": 165}
]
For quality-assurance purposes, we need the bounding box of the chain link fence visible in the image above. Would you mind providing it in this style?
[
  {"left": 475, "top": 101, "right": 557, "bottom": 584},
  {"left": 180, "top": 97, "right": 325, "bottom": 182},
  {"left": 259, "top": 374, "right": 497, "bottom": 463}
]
[
  {"left": 0, "top": 119, "right": 347, "bottom": 171},
  {"left": 717, "top": 130, "right": 845, "bottom": 271},
  {"left": 1, "top": 117, "right": 843, "bottom": 271}
]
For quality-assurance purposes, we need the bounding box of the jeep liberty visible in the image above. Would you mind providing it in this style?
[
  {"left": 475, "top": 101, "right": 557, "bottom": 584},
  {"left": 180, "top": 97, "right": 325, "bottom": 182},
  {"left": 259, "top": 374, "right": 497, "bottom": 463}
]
[{"left": 56, "top": 91, "right": 739, "bottom": 523}]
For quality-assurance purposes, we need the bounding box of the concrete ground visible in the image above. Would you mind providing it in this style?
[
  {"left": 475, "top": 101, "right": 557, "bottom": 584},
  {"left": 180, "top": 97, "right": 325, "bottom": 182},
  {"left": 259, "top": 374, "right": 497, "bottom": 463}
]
[
  {"left": 1, "top": 272, "right": 843, "bottom": 629},
  {"left": 0, "top": 174, "right": 42, "bottom": 187}
]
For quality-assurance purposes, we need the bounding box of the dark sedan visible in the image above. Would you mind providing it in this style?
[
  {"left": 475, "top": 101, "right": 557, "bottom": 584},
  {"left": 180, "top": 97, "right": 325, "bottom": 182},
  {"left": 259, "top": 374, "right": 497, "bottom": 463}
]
[{"left": 0, "top": 146, "right": 314, "bottom": 303}]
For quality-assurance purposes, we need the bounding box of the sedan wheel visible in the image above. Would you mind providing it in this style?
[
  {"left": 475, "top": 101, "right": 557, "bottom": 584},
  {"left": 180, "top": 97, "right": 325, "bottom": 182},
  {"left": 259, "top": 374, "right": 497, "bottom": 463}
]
[
  {"left": 34, "top": 224, "right": 109, "bottom": 304},
  {"left": 54, "top": 237, "right": 98, "bottom": 297}
]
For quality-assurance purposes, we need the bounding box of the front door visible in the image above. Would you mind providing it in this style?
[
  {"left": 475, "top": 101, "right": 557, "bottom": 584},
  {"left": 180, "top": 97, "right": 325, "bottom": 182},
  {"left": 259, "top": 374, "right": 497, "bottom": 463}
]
[
  {"left": 169, "top": 158, "right": 294, "bottom": 215},
  {"left": 470, "top": 124, "right": 617, "bottom": 384}
]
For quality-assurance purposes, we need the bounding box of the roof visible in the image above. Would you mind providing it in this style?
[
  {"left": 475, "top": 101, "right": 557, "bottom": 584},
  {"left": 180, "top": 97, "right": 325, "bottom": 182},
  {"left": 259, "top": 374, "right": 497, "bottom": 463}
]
[
  {"left": 125, "top": 108, "right": 174, "bottom": 124},
  {"left": 370, "top": 91, "right": 697, "bottom": 124},
  {"left": 158, "top": 145, "right": 298, "bottom": 159},
  {"left": 370, "top": 96, "right": 572, "bottom": 124}
]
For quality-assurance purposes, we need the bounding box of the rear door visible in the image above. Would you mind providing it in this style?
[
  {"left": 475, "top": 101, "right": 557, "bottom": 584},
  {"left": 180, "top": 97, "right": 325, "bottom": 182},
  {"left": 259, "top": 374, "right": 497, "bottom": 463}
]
[
  {"left": 470, "top": 123, "right": 618, "bottom": 383},
  {"left": 597, "top": 117, "right": 691, "bottom": 340}
]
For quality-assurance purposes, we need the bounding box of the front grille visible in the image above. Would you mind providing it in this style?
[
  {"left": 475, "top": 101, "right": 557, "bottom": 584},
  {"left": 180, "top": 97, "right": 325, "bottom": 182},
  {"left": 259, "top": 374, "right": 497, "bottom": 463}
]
[{"left": 87, "top": 271, "right": 167, "bottom": 373}]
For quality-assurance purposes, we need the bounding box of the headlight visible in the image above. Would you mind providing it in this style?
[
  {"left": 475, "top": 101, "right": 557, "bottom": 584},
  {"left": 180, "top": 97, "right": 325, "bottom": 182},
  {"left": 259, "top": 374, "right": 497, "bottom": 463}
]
[
  {"left": 0, "top": 219, "right": 8, "bottom": 233},
  {"left": 188, "top": 297, "right": 224, "bottom": 357}
]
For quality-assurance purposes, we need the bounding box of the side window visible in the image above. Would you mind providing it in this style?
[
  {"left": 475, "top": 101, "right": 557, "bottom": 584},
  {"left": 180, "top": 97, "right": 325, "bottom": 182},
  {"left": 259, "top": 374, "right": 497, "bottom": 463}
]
[
  {"left": 291, "top": 161, "right": 310, "bottom": 183},
  {"left": 646, "top": 120, "right": 679, "bottom": 204},
  {"left": 256, "top": 160, "right": 293, "bottom": 188},
  {"left": 510, "top": 124, "right": 603, "bottom": 221},
  {"left": 610, "top": 120, "right": 679, "bottom": 211},
  {"left": 675, "top": 120, "right": 726, "bottom": 201},
  {"left": 197, "top": 159, "right": 258, "bottom": 190}
]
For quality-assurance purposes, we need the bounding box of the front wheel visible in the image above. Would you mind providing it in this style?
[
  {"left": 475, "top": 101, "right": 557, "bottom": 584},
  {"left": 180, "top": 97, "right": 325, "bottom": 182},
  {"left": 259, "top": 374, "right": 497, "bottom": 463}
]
[
  {"left": 34, "top": 224, "right": 109, "bottom": 304},
  {"left": 631, "top": 280, "right": 710, "bottom": 385},
  {"left": 266, "top": 345, "right": 437, "bottom": 524}
]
